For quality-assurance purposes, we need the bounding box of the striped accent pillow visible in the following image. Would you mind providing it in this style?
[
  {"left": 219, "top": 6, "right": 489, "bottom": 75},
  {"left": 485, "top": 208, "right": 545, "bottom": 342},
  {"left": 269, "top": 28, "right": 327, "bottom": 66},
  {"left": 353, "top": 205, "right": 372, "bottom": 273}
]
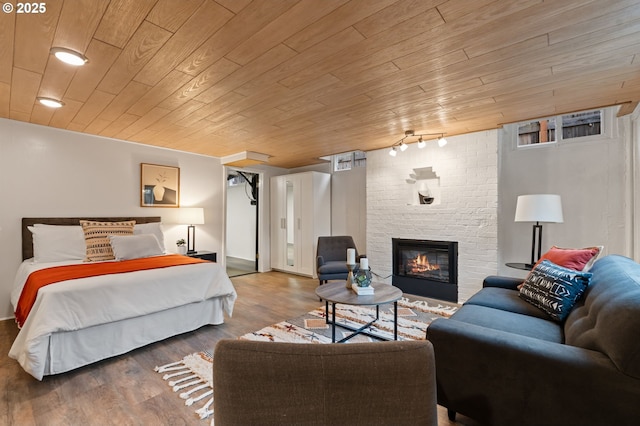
[{"left": 80, "top": 220, "right": 135, "bottom": 262}]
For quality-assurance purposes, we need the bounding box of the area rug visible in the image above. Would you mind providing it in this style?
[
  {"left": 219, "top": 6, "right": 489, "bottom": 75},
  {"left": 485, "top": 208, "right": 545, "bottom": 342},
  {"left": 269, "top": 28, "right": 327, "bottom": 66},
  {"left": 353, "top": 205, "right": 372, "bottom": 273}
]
[{"left": 155, "top": 297, "right": 457, "bottom": 421}]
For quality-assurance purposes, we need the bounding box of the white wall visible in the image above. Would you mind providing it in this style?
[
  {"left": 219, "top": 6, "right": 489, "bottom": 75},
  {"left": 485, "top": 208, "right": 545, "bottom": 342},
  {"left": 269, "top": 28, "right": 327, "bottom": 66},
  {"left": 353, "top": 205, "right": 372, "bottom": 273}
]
[
  {"left": 0, "top": 118, "right": 226, "bottom": 319},
  {"left": 230, "top": 163, "right": 288, "bottom": 272},
  {"left": 497, "top": 107, "right": 631, "bottom": 279},
  {"left": 331, "top": 166, "right": 366, "bottom": 254},
  {"left": 225, "top": 181, "right": 257, "bottom": 261},
  {"left": 366, "top": 131, "right": 499, "bottom": 303}
]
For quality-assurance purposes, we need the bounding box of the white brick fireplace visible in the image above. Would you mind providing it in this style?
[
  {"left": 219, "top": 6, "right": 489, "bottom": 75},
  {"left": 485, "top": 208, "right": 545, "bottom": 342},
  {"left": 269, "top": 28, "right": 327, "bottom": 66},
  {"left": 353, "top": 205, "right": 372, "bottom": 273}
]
[{"left": 366, "top": 130, "right": 498, "bottom": 303}]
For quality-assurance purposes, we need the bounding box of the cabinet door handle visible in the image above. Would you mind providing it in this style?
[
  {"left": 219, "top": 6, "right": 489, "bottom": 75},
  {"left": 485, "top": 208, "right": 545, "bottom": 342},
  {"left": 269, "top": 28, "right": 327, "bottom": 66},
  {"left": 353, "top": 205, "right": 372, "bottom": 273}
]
[{"left": 298, "top": 218, "right": 301, "bottom": 229}]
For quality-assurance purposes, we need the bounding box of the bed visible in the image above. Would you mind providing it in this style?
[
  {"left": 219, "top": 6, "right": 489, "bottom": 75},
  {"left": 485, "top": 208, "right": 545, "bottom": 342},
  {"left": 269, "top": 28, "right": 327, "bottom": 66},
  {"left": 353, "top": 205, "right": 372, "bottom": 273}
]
[{"left": 9, "top": 217, "right": 237, "bottom": 380}]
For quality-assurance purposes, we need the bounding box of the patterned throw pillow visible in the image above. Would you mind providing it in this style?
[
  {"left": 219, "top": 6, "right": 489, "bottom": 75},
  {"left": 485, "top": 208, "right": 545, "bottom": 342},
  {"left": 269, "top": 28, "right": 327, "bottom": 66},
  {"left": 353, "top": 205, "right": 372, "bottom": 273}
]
[
  {"left": 519, "top": 260, "right": 592, "bottom": 322},
  {"left": 80, "top": 220, "right": 135, "bottom": 262}
]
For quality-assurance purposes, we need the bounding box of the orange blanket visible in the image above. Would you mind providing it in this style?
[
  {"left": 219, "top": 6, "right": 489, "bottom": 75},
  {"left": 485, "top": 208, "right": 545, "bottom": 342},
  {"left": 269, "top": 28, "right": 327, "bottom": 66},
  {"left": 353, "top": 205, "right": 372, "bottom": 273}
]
[{"left": 15, "top": 255, "right": 209, "bottom": 328}]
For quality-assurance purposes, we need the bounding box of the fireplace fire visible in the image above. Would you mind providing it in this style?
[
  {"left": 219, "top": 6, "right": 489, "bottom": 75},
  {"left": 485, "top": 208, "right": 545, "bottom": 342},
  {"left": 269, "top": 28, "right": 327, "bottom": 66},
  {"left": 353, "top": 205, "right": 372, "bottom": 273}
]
[
  {"left": 392, "top": 238, "right": 458, "bottom": 302},
  {"left": 407, "top": 254, "right": 441, "bottom": 274}
]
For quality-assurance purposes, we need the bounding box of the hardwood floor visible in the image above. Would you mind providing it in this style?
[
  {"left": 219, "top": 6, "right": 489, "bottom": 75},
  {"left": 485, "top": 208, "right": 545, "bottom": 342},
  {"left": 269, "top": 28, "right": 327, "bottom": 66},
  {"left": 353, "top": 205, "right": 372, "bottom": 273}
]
[{"left": 0, "top": 271, "right": 476, "bottom": 425}]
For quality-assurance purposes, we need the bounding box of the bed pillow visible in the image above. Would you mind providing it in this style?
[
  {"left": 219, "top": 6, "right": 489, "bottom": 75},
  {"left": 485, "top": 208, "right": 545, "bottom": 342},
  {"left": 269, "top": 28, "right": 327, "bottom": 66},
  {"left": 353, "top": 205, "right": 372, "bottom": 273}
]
[
  {"left": 134, "top": 222, "right": 166, "bottom": 253},
  {"left": 535, "top": 245, "right": 603, "bottom": 272},
  {"left": 28, "top": 225, "right": 86, "bottom": 262},
  {"left": 80, "top": 220, "right": 135, "bottom": 262},
  {"left": 109, "top": 234, "right": 163, "bottom": 260},
  {"left": 519, "top": 260, "right": 592, "bottom": 322}
]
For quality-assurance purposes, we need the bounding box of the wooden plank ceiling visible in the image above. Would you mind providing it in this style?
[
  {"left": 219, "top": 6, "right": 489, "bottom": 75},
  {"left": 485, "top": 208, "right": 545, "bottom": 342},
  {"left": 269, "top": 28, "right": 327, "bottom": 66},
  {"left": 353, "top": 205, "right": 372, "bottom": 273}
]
[{"left": 2, "top": 0, "right": 640, "bottom": 168}]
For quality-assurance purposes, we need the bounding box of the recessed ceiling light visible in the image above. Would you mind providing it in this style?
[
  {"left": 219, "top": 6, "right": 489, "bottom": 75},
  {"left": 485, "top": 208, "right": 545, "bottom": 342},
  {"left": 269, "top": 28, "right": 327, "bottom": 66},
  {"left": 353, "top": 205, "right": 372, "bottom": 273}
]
[
  {"left": 50, "top": 47, "right": 88, "bottom": 66},
  {"left": 37, "top": 97, "right": 64, "bottom": 108}
]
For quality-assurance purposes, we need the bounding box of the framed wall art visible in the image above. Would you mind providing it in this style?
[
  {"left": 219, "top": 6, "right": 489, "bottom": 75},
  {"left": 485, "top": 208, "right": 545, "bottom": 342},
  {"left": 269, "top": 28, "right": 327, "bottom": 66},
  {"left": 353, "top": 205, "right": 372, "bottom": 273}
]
[{"left": 140, "top": 163, "right": 180, "bottom": 207}]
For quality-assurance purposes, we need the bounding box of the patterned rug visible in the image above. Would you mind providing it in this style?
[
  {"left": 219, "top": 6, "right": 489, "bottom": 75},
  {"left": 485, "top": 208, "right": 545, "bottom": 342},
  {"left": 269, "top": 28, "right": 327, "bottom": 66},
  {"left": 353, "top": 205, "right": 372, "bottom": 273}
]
[{"left": 155, "top": 297, "right": 457, "bottom": 421}]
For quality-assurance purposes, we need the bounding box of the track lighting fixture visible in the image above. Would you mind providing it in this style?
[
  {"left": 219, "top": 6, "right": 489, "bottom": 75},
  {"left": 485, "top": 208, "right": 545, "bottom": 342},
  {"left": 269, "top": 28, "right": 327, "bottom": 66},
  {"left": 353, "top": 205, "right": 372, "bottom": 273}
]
[
  {"left": 50, "top": 47, "right": 88, "bottom": 66},
  {"left": 387, "top": 130, "right": 447, "bottom": 156}
]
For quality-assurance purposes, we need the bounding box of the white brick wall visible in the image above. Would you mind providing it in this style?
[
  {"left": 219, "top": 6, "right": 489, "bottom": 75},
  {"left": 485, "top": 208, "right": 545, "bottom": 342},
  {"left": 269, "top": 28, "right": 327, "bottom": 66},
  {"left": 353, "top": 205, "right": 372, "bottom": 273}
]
[{"left": 366, "top": 130, "right": 498, "bottom": 303}]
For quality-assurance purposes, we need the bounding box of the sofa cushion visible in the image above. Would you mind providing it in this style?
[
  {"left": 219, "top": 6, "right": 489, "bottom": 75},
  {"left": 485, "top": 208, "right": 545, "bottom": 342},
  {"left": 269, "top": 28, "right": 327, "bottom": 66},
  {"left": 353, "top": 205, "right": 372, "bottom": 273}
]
[
  {"left": 449, "top": 304, "right": 564, "bottom": 343},
  {"left": 318, "top": 260, "right": 351, "bottom": 275},
  {"left": 465, "top": 287, "right": 552, "bottom": 320},
  {"left": 565, "top": 255, "right": 640, "bottom": 379},
  {"left": 519, "top": 260, "right": 591, "bottom": 322}
]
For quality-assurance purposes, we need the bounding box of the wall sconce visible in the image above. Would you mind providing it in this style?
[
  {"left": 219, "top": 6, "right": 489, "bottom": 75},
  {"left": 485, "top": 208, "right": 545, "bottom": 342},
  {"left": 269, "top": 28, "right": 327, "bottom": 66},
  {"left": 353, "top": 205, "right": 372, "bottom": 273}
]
[{"left": 388, "top": 130, "right": 447, "bottom": 155}]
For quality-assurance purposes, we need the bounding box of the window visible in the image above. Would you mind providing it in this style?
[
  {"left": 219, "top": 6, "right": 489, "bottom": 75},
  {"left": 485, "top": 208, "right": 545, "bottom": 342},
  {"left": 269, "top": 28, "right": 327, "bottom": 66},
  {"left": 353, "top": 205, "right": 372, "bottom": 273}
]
[
  {"left": 517, "top": 109, "right": 604, "bottom": 148},
  {"left": 561, "top": 110, "right": 601, "bottom": 140},
  {"left": 333, "top": 151, "right": 366, "bottom": 172},
  {"left": 518, "top": 118, "right": 556, "bottom": 146}
]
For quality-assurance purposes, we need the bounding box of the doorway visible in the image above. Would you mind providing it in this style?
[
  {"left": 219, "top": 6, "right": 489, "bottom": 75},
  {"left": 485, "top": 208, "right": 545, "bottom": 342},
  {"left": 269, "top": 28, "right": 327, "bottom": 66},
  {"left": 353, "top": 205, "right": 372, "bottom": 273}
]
[{"left": 225, "top": 170, "right": 259, "bottom": 277}]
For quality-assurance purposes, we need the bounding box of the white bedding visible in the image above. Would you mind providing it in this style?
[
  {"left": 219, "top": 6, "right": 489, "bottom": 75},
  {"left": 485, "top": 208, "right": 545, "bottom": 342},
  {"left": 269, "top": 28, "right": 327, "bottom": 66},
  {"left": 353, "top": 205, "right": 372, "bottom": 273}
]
[{"left": 9, "top": 256, "right": 237, "bottom": 380}]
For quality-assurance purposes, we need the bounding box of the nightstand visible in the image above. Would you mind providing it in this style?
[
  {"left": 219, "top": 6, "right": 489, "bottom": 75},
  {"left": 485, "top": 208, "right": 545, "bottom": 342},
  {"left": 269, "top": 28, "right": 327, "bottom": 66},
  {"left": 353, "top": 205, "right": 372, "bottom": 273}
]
[{"left": 187, "top": 250, "right": 217, "bottom": 262}]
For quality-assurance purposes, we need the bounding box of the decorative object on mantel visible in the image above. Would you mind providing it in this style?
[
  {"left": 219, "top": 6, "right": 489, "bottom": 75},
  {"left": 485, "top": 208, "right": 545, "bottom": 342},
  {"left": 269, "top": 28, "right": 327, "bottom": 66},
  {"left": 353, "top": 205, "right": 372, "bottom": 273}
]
[
  {"left": 406, "top": 167, "right": 441, "bottom": 205},
  {"left": 176, "top": 239, "right": 187, "bottom": 255},
  {"left": 141, "top": 163, "right": 180, "bottom": 207},
  {"left": 514, "top": 194, "right": 564, "bottom": 267},
  {"left": 388, "top": 130, "right": 447, "bottom": 156}
]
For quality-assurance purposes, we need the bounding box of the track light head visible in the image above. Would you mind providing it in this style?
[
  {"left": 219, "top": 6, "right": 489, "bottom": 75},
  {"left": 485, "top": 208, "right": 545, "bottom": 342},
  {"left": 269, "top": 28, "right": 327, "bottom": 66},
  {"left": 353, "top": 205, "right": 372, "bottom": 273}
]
[{"left": 388, "top": 129, "right": 446, "bottom": 155}]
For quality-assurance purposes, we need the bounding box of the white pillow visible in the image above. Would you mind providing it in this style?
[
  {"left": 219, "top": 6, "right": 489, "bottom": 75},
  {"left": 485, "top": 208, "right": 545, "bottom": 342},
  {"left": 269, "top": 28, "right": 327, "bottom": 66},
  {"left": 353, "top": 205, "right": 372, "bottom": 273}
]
[
  {"left": 28, "top": 225, "right": 86, "bottom": 262},
  {"left": 134, "top": 222, "right": 166, "bottom": 253},
  {"left": 109, "top": 234, "right": 164, "bottom": 260}
]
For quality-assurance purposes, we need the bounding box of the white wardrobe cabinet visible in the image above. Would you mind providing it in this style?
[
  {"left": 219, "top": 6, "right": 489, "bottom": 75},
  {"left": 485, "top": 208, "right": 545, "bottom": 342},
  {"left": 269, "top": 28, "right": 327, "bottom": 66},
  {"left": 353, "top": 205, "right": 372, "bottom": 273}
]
[{"left": 270, "top": 171, "right": 330, "bottom": 277}]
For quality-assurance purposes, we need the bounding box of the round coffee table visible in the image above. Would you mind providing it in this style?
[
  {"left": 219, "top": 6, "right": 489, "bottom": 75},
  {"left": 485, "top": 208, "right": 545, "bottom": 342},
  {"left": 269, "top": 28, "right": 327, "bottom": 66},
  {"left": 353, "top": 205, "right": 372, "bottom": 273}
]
[{"left": 315, "top": 282, "right": 403, "bottom": 343}]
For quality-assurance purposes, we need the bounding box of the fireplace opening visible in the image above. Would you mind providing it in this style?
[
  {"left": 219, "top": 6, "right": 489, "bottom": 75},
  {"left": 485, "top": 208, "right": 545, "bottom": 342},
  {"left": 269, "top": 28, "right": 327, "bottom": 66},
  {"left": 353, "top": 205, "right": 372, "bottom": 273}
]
[{"left": 392, "top": 238, "right": 458, "bottom": 302}]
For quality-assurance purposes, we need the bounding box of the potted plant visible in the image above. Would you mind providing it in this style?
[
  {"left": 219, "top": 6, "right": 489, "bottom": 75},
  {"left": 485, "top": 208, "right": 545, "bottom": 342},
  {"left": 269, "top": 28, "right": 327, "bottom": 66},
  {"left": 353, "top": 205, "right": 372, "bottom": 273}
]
[{"left": 176, "top": 239, "right": 187, "bottom": 255}]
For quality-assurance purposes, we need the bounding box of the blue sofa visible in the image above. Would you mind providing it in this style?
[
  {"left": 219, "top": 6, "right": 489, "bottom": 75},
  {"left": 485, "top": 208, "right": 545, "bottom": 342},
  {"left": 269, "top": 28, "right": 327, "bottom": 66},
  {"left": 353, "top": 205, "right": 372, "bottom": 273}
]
[{"left": 427, "top": 255, "right": 640, "bottom": 426}]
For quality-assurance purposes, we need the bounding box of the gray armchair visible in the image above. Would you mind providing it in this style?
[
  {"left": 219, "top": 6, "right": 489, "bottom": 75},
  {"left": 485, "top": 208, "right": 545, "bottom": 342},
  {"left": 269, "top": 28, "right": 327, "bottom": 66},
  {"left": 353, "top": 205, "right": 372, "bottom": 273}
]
[
  {"left": 213, "top": 339, "right": 438, "bottom": 426},
  {"left": 316, "top": 235, "right": 362, "bottom": 285}
]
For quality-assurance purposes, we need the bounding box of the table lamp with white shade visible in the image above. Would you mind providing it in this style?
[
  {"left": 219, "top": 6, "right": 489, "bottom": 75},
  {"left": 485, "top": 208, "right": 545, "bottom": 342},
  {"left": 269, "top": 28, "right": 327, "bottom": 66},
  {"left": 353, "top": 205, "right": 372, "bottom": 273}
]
[
  {"left": 179, "top": 207, "right": 205, "bottom": 254},
  {"left": 515, "top": 194, "right": 564, "bottom": 267}
]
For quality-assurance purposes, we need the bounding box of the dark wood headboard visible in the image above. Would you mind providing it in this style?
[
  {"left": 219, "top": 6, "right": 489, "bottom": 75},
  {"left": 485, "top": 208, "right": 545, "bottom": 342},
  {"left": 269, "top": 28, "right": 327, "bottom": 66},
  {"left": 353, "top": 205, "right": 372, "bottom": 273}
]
[{"left": 22, "top": 217, "right": 162, "bottom": 261}]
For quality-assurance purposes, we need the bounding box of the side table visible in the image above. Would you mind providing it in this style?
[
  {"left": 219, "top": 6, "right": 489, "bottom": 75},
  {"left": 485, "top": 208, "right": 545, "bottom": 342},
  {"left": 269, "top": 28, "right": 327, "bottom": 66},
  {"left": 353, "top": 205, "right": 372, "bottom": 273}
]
[
  {"left": 187, "top": 250, "right": 217, "bottom": 262},
  {"left": 506, "top": 262, "right": 533, "bottom": 271}
]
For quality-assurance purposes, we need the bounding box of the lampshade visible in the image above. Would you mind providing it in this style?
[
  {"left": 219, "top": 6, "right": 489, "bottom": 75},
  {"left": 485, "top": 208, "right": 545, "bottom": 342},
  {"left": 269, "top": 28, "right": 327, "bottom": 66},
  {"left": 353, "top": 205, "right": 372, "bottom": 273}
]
[
  {"left": 514, "top": 194, "right": 563, "bottom": 223},
  {"left": 179, "top": 207, "right": 205, "bottom": 225}
]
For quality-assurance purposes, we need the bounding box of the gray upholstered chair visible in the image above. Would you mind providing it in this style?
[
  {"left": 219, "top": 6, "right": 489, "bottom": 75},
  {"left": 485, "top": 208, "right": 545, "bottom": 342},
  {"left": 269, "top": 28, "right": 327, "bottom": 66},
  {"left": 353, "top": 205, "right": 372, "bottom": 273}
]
[
  {"left": 213, "top": 339, "right": 438, "bottom": 426},
  {"left": 316, "top": 235, "right": 361, "bottom": 285}
]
